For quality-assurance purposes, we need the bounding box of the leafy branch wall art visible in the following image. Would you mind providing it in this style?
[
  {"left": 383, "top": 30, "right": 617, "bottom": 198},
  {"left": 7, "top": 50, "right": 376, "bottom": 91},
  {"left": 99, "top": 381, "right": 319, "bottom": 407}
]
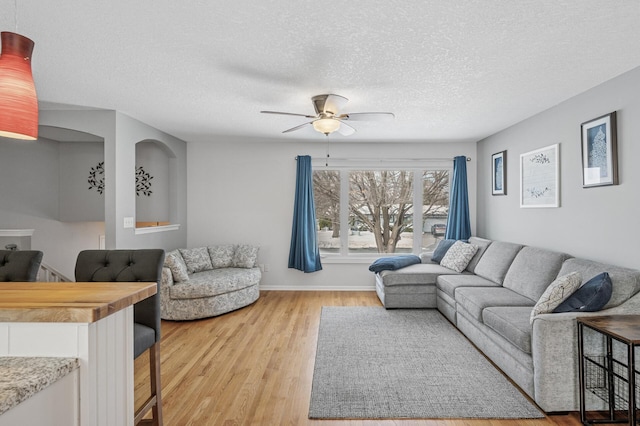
[
  {"left": 136, "top": 166, "right": 153, "bottom": 196},
  {"left": 88, "top": 161, "right": 105, "bottom": 194},
  {"left": 87, "top": 162, "right": 154, "bottom": 197},
  {"left": 519, "top": 144, "right": 559, "bottom": 208}
]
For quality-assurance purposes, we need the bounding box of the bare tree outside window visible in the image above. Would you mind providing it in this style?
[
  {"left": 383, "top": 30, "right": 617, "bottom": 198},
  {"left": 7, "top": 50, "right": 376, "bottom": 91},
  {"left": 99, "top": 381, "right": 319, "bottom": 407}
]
[{"left": 313, "top": 169, "right": 449, "bottom": 255}]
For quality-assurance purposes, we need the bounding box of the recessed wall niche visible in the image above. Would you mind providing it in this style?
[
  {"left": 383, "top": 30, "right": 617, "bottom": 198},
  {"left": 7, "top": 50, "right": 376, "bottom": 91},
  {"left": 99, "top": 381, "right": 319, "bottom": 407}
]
[
  {"left": 54, "top": 127, "right": 106, "bottom": 222},
  {"left": 135, "top": 140, "right": 171, "bottom": 227}
]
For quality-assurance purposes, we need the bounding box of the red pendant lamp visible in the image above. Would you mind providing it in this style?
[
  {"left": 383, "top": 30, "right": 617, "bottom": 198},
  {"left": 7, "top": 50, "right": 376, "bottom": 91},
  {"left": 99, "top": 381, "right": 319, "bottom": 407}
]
[{"left": 0, "top": 31, "right": 38, "bottom": 140}]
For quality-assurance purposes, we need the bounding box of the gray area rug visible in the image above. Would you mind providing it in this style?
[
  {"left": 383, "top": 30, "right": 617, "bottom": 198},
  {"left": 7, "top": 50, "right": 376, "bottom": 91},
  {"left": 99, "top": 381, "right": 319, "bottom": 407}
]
[{"left": 309, "top": 307, "right": 544, "bottom": 419}]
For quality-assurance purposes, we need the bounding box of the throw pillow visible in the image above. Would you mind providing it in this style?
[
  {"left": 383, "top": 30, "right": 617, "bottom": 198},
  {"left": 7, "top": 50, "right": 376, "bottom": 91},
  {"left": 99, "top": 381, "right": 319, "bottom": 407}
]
[
  {"left": 368, "top": 255, "right": 421, "bottom": 273},
  {"left": 164, "top": 250, "right": 189, "bottom": 282},
  {"left": 553, "top": 272, "right": 613, "bottom": 313},
  {"left": 179, "top": 247, "right": 214, "bottom": 274},
  {"left": 530, "top": 272, "right": 582, "bottom": 324},
  {"left": 439, "top": 241, "right": 479, "bottom": 273},
  {"left": 208, "top": 245, "right": 236, "bottom": 269},
  {"left": 233, "top": 244, "right": 259, "bottom": 268},
  {"left": 431, "top": 239, "right": 457, "bottom": 264}
]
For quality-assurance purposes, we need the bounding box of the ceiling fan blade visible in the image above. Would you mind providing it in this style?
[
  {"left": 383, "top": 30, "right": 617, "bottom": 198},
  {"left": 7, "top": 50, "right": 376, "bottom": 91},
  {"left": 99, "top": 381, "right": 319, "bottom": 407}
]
[
  {"left": 282, "top": 122, "right": 313, "bottom": 133},
  {"left": 337, "top": 112, "right": 395, "bottom": 121},
  {"left": 261, "top": 110, "right": 316, "bottom": 118},
  {"left": 312, "top": 94, "right": 349, "bottom": 115},
  {"left": 336, "top": 120, "right": 356, "bottom": 136}
]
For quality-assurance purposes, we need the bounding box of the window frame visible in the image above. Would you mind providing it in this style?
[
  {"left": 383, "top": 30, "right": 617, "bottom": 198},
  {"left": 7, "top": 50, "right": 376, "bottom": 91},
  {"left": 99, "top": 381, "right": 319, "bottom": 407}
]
[{"left": 312, "top": 158, "right": 452, "bottom": 263}]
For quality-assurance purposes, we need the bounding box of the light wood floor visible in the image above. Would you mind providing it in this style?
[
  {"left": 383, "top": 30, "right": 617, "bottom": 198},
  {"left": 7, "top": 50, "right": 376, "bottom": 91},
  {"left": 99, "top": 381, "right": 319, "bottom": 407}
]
[{"left": 135, "top": 291, "right": 584, "bottom": 425}]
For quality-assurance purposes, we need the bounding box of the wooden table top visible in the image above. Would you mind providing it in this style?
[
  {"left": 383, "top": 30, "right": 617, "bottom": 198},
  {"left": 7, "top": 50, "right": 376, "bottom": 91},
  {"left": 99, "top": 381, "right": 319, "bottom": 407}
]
[
  {"left": 0, "top": 282, "right": 157, "bottom": 323},
  {"left": 578, "top": 315, "right": 640, "bottom": 344}
]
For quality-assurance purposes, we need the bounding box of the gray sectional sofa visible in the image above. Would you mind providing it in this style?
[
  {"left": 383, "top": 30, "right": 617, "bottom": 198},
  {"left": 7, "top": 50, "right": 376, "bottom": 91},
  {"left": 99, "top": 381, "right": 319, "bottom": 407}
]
[
  {"left": 160, "top": 245, "right": 261, "bottom": 320},
  {"left": 375, "top": 237, "right": 640, "bottom": 413}
]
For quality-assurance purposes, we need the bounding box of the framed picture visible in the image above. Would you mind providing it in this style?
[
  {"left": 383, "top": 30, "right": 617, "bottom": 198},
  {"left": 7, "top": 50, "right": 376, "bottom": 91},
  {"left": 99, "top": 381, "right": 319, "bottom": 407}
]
[
  {"left": 581, "top": 111, "right": 618, "bottom": 188},
  {"left": 491, "top": 150, "right": 507, "bottom": 195},
  {"left": 520, "top": 143, "right": 560, "bottom": 208}
]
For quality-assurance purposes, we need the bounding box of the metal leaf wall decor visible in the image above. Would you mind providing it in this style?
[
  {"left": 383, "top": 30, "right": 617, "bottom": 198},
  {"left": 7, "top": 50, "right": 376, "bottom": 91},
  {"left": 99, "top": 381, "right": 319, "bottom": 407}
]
[
  {"left": 87, "top": 162, "right": 153, "bottom": 197},
  {"left": 88, "top": 161, "right": 105, "bottom": 194},
  {"left": 135, "top": 166, "right": 153, "bottom": 196}
]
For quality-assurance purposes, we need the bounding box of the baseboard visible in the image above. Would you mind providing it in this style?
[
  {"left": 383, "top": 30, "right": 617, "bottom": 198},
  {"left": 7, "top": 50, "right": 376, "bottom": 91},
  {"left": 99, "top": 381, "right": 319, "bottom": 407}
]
[{"left": 259, "top": 284, "right": 376, "bottom": 291}]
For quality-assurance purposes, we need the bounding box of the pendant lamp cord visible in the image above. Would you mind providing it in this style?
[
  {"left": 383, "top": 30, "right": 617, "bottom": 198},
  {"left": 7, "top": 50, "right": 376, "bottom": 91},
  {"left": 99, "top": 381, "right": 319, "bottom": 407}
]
[{"left": 14, "top": 0, "right": 19, "bottom": 32}]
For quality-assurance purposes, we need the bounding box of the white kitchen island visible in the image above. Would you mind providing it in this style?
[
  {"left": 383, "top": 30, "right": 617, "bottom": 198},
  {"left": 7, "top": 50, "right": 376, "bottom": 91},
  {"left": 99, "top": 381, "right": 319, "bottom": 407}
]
[{"left": 0, "top": 281, "right": 156, "bottom": 426}]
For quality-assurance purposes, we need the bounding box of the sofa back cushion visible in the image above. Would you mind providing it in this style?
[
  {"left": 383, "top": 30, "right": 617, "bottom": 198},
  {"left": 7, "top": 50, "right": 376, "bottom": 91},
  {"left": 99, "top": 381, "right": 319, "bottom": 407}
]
[
  {"left": 557, "top": 258, "right": 640, "bottom": 309},
  {"left": 179, "top": 247, "right": 213, "bottom": 273},
  {"left": 233, "top": 244, "right": 259, "bottom": 268},
  {"left": 208, "top": 245, "right": 236, "bottom": 269},
  {"left": 465, "top": 237, "right": 492, "bottom": 273},
  {"left": 503, "top": 246, "right": 572, "bottom": 301},
  {"left": 473, "top": 241, "right": 523, "bottom": 284}
]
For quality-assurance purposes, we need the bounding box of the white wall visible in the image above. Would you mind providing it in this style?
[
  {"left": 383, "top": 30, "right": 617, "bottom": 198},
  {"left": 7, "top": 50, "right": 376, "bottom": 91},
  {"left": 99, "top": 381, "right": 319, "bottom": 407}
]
[
  {"left": 477, "top": 66, "right": 640, "bottom": 270},
  {"left": 187, "top": 137, "right": 476, "bottom": 290}
]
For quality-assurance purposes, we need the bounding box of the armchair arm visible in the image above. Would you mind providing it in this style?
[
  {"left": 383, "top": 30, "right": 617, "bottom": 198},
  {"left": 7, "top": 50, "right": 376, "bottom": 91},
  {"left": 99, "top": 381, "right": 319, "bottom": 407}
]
[{"left": 532, "top": 291, "right": 640, "bottom": 412}]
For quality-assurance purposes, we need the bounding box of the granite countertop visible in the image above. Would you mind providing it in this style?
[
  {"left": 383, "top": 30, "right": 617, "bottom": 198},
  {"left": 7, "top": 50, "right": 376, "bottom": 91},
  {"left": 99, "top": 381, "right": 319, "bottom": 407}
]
[{"left": 0, "top": 357, "right": 79, "bottom": 416}]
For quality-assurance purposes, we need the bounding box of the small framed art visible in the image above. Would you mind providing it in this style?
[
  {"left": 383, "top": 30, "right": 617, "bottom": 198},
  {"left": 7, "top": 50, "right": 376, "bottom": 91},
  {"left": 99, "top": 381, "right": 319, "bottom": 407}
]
[
  {"left": 520, "top": 143, "right": 560, "bottom": 208},
  {"left": 491, "top": 150, "right": 506, "bottom": 195},
  {"left": 581, "top": 111, "right": 618, "bottom": 188}
]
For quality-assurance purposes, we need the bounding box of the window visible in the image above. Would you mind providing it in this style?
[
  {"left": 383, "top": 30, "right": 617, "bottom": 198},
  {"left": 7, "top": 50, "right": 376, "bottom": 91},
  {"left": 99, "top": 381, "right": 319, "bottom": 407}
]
[{"left": 314, "top": 166, "right": 450, "bottom": 258}]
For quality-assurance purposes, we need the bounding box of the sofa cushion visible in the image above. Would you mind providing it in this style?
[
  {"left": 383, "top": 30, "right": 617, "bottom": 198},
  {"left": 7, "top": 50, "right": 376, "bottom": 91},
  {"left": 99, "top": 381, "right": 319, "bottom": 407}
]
[
  {"left": 465, "top": 237, "right": 492, "bottom": 273},
  {"left": 554, "top": 272, "right": 613, "bottom": 313},
  {"left": 208, "top": 245, "right": 236, "bottom": 269},
  {"left": 431, "top": 239, "right": 457, "bottom": 263},
  {"left": 473, "top": 241, "right": 523, "bottom": 284},
  {"left": 558, "top": 258, "right": 640, "bottom": 309},
  {"left": 483, "top": 306, "right": 533, "bottom": 354},
  {"left": 436, "top": 274, "right": 500, "bottom": 299},
  {"left": 169, "top": 268, "right": 262, "bottom": 300},
  {"left": 179, "top": 247, "right": 213, "bottom": 274},
  {"left": 455, "top": 287, "right": 535, "bottom": 322},
  {"left": 530, "top": 271, "right": 582, "bottom": 323},
  {"left": 369, "top": 255, "right": 421, "bottom": 273},
  {"left": 440, "top": 241, "right": 478, "bottom": 273},
  {"left": 232, "top": 244, "right": 259, "bottom": 268},
  {"left": 503, "top": 246, "right": 572, "bottom": 302},
  {"left": 164, "top": 250, "right": 189, "bottom": 282},
  {"left": 379, "top": 263, "right": 461, "bottom": 287}
]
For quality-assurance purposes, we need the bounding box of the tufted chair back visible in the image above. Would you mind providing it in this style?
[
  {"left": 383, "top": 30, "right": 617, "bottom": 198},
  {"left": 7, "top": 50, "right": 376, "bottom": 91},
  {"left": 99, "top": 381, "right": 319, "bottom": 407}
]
[
  {"left": 0, "top": 250, "right": 43, "bottom": 282},
  {"left": 75, "top": 249, "right": 165, "bottom": 349}
]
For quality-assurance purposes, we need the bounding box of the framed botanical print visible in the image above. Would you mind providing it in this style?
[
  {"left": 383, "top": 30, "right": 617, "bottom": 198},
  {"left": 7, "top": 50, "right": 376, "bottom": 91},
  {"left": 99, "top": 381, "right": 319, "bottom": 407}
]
[
  {"left": 491, "top": 150, "right": 506, "bottom": 196},
  {"left": 581, "top": 112, "right": 618, "bottom": 188},
  {"left": 520, "top": 144, "right": 560, "bottom": 208}
]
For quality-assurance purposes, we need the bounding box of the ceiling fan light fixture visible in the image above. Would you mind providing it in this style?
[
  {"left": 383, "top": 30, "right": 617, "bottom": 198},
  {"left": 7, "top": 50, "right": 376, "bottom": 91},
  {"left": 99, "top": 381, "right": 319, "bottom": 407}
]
[
  {"left": 312, "top": 118, "right": 340, "bottom": 135},
  {"left": 0, "top": 32, "right": 38, "bottom": 140}
]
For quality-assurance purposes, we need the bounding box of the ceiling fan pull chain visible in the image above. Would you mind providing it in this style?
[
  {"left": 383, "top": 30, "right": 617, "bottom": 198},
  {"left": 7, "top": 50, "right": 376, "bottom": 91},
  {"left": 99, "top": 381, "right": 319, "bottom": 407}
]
[{"left": 325, "top": 136, "right": 330, "bottom": 167}]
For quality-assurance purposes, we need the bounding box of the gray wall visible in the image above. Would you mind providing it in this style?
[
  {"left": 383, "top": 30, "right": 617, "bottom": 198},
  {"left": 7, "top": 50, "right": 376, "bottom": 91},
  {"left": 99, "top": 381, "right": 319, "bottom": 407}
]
[
  {"left": 59, "top": 141, "right": 105, "bottom": 222},
  {"left": 0, "top": 109, "right": 188, "bottom": 278},
  {"left": 0, "top": 137, "right": 105, "bottom": 278},
  {"left": 187, "top": 137, "right": 476, "bottom": 290},
  {"left": 135, "top": 141, "right": 170, "bottom": 223},
  {"left": 477, "top": 66, "right": 640, "bottom": 269}
]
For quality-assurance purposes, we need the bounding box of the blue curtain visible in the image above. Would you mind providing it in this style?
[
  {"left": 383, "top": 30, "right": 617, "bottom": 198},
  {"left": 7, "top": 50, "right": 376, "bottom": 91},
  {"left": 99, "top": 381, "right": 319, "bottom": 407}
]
[
  {"left": 288, "top": 155, "right": 323, "bottom": 273},
  {"left": 445, "top": 156, "right": 471, "bottom": 240}
]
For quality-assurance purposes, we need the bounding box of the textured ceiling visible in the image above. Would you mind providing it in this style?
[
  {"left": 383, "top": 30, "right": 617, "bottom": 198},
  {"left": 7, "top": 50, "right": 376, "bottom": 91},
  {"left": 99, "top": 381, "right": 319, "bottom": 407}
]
[{"left": 2, "top": 1, "right": 640, "bottom": 143}]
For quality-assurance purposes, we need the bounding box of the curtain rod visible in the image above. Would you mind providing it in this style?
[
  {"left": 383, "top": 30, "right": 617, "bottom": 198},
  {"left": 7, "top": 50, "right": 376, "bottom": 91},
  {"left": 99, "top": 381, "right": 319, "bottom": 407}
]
[{"left": 295, "top": 156, "right": 471, "bottom": 161}]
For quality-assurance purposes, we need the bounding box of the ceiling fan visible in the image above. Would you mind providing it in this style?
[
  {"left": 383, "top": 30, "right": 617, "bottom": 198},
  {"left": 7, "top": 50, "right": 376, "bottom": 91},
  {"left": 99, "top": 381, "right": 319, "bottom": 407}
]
[{"left": 261, "top": 94, "right": 394, "bottom": 136}]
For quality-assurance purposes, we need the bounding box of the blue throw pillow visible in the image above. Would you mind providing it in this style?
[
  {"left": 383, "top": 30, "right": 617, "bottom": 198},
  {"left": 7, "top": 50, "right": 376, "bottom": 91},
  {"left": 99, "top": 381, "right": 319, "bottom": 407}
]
[
  {"left": 553, "top": 272, "right": 613, "bottom": 313},
  {"left": 431, "top": 239, "right": 457, "bottom": 264},
  {"left": 368, "top": 255, "right": 421, "bottom": 273}
]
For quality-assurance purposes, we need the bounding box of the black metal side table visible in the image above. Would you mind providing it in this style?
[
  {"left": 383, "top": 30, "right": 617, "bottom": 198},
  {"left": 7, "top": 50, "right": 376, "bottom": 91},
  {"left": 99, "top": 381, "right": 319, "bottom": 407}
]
[{"left": 578, "top": 315, "right": 640, "bottom": 425}]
